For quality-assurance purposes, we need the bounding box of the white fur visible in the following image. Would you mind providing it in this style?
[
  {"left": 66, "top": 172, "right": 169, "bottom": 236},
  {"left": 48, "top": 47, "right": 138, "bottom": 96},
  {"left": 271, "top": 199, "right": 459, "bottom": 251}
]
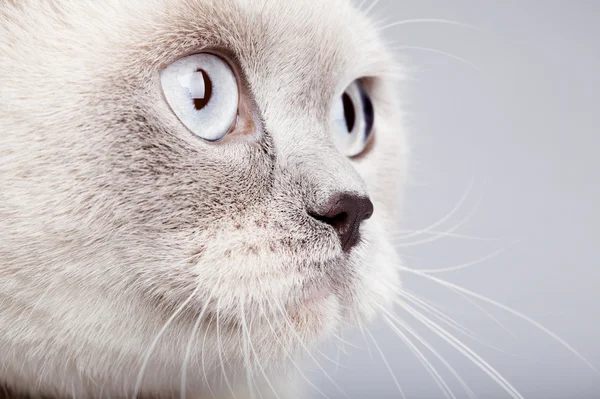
[{"left": 0, "top": 0, "right": 407, "bottom": 397}]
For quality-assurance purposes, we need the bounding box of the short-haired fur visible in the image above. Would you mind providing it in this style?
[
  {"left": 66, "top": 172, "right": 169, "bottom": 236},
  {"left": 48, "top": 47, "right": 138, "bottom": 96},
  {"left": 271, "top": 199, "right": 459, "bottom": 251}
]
[{"left": 0, "top": 0, "right": 407, "bottom": 397}]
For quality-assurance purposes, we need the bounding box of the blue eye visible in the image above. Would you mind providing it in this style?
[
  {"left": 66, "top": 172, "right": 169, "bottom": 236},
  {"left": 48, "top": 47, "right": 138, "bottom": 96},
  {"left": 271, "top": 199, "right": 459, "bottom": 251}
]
[
  {"left": 161, "top": 54, "right": 239, "bottom": 141},
  {"left": 331, "top": 80, "right": 375, "bottom": 157}
]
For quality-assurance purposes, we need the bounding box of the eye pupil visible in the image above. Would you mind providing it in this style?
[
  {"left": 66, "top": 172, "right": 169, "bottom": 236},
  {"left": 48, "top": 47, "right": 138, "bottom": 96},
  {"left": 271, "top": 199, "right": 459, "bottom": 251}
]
[
  {"left": 342, "top": 92, "right": 356, "bottom": 133},
  {"left": 193, "top": 69, "right": 213, "bottom": 110}
]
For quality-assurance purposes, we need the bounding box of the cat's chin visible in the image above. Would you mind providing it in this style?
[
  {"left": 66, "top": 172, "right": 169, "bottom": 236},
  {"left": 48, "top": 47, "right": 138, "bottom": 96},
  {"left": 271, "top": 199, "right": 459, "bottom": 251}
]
[{"left": 289, "top": 291, "right": 341, "bottom": 338}]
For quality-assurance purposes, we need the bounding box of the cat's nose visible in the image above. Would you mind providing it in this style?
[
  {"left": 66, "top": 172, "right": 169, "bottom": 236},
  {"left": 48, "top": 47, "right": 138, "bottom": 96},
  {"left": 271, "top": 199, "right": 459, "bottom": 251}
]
[{"left": 311, "top": 193, "right": 374, "bottom": 252}]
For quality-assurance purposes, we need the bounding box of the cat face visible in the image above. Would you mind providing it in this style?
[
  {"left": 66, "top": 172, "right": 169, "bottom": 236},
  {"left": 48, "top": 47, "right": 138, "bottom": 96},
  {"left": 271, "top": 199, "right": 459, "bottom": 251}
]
[{"left": 0, "top": 0, "right": 406, "bottom": 397}]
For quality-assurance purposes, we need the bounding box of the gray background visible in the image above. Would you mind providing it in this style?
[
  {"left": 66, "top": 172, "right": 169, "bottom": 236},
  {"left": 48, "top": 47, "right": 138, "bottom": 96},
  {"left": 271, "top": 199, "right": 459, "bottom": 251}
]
[{"left": 311, "top": 1, "right": 600, "bottom": 398}]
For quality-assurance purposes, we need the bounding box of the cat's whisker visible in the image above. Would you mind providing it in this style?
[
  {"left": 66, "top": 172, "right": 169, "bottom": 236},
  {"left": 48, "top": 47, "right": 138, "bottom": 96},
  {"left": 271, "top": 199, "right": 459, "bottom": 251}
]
[
  {"left": 403, "top": 289, "right": 454, "bottom": 314},
  {"left": 394, "top": 186, "right": 485, "bottom": 248},
  {"left": 317, "top": 347, "right": 349, "bottom": 371},
  {"left": 362, "top": 0, "right": 380, "bottom": 16},
  {"left": 200, "top": 311, "right": 217, "bottom": 399},
  {"left": 418, "top": 247, "right": 507, "bottom": 274},
  {"left": 216, "top": 299, "right": 238, "bottom": 399},
  {"left": 398, "top": 290, "right": 523, "bottom": 358},
  {"left": 392, "top": 177, "right": 476, "bottom": 242},
  {"left": 180, "top": 285, "right": 221, "bottom": 399},
  {"left": 393, "top": 229, "right": 500, "bottom": 242},
  {"left": 334, "top": 334, "right": 344, "bottom": 374},
  {"left": 240, "top": 301, "right": 281, "bottom": 399},
  {"left": 377, "top": 18, "right": 484, "bottom": 33},
  {"left": 133, "top": 285, "right": 201, "bottom": 399},
  {"left": 240, "top": 314, "right": 255, "bottom": 399},
  {"left": 403, "top": 283, "right": 517, "bottom": 341},
  {"left": 239, "top": 301, "right": 262, "bottom": 399},
  {"left": 402, "top": 324, "right": 477, "bottom": 399},
  {"left": 258, "top": 300, "right": 331, "bottom": 399},
  {"left": 380, "top": 313, "right": 455, "bottom": 399},
  {"left": 382, "top": 308, "right": 478, "bottom": 399},
  {"left": 398, "top": 300, "right": 523, "bottom": 399},
  {"left": 180, "top": 281, "right": 227, "bottom": 399},
  {"left": 398, "top": 272, "right": 513, "bottom": 341},
  {"left": 356, "top": 0, "right": 368, "bottom": 11},
  {"left": 352, "top": 307, "right": 375, "bottom": 362},
  {"left": 364, "top": 327, "right": 407, "bottom": 399},
  {"left": 272, "top": 301, "right": 350, "bottom": 399},
  {"left": 392, "top": 45, "right": 487, "bottom": 76},
  {"left": 398, "top": 290, "right": 481, "bottom": 340},
  {"left": 451, "top": 288, "right": 517, "bottom": 338},
  {"left": 398, "top": 267, "right": 600, "bottom": 375},
  {"left": 330, "top": 332, "right": 363, "bottom": 351},
  {"left": 332, "top": 336, "right": 350, "bottom": 357}
]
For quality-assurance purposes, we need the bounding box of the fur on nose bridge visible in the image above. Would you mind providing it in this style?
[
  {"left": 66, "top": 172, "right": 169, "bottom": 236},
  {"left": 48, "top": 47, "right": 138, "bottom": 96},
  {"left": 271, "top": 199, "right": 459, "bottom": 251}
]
[
  {"left": 281, "top": 146, "right": 369, "bottom": 205},
  {"left": 266, "top": 118, "right": 370, "bottom": 208}
]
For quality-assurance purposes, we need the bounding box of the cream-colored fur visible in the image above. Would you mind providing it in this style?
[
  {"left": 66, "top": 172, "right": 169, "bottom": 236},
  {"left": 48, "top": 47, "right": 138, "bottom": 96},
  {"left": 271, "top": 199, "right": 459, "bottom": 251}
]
[{"left": 0, "top": 0, "right": 406, "bottom": 397}]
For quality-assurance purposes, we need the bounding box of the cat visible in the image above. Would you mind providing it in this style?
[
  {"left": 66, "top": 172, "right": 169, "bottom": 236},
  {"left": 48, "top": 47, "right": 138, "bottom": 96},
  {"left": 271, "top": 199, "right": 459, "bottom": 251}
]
[{"left": 0, "top": 0, "right": 407, "bottom": 397}]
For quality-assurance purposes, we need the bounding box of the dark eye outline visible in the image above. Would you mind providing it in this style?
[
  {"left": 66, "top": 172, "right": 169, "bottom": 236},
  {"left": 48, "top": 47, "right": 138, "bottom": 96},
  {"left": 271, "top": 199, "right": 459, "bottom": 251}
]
[
  {"left": 336, "top": 80, "right": 376, "bottom": 158},
  {"left": 360, "top": 84, "right": 375, "bottom": 141}
]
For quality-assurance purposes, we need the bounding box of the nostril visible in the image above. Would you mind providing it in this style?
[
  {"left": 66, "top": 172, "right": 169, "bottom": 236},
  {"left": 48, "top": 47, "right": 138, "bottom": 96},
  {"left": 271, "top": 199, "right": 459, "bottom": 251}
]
[
  {"left": 309, "top": 211, "right": 349, "bottom": 235},
  {"left": 328, "top": 212, "right": 349, "bottom": 232},
  {"left": 310, "top": 193, "right": 374, "bottom": 252}
]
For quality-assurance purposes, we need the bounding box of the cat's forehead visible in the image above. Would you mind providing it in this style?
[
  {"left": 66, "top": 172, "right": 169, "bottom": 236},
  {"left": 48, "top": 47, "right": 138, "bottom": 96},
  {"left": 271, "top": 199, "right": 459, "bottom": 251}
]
[{"left": 144, "top": 0, "right": 392, "bottom": 101}]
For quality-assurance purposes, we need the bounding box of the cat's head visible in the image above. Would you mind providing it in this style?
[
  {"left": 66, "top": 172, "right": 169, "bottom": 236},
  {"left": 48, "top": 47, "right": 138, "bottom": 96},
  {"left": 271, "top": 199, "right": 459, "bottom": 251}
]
[{"left": 0, "top": 0, "right": 406, "bottom": 396}]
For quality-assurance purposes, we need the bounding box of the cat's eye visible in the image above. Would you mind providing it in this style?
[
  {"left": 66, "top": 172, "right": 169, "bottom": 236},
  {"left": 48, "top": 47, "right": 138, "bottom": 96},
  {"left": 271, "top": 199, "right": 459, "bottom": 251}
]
[
  {"left": 160, "top": 54, "right": 239, "bottom": 141},
  {"left": 331, "top": 80, "right": 375, "bottom": 157}
]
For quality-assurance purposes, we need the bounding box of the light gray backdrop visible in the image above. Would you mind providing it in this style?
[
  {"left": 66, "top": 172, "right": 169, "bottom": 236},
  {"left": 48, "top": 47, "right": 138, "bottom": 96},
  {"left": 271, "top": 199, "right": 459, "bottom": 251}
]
[{"left": 311, "top": 1, "right": 600, "bottom": 398}]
